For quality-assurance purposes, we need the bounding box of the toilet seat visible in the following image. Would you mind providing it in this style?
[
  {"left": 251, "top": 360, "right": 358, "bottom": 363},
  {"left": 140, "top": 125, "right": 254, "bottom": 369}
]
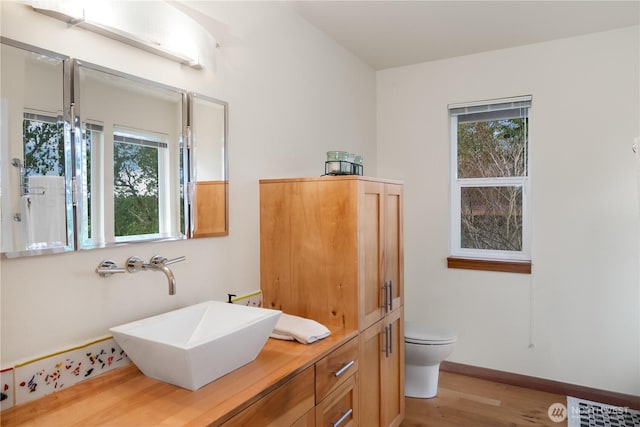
[{"left": 405, "top": 321, "right": 457, "bottom": 345}]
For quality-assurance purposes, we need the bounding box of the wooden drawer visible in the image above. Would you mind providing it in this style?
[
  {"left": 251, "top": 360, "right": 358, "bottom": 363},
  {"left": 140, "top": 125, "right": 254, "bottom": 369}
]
[
  {"left": 315, "top": 373, "right": 359, "bottom": 427},
  {"left": 292, "top": 408, "right": 316, "bottom": 427},
  {"left": 315, "top": 336, "right": 359, "bottom": 403},
  {"left": 221, "top": 366, "right": 315, "bottom": 427}
]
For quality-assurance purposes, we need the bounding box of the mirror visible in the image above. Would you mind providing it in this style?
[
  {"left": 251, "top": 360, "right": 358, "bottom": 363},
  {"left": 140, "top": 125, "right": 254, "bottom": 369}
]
[
  {"left": 74, "top": 61, "right": 187, "bottom": 249},
  {"left": 0, "top": 39, "right": 74, "bottom": 257},
  {"left": 0, "top": 39, "right": 229, "bottom": 258},
  {"left": 189, "top": 94, "right": 228, "bottom": 238}
]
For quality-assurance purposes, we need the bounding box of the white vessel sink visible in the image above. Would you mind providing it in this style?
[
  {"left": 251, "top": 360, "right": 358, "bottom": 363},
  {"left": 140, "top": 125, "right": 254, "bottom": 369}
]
[{"left": 110, "top": 300, "right": 281, "bottom": 390}]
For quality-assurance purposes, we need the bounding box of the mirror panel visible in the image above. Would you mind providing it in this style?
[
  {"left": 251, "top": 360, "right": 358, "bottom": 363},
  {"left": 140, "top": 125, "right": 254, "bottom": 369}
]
[
  {"left": 0, "top": 39, "right": 74, "bottom": 257},
  {"left": 190, "top": 94, "right": 228, "bottom": 238},
  {"left": 74, "top": 61, "right": 187, "bottom": 249},
  {"left": 1, "top": 40, "right": 229, "bottom": 258}
]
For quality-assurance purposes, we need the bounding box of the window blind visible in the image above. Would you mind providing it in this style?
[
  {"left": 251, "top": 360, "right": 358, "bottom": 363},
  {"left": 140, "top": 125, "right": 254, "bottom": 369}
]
[{"left": 449, "top": 96, "right": 531, "bottom": 123}]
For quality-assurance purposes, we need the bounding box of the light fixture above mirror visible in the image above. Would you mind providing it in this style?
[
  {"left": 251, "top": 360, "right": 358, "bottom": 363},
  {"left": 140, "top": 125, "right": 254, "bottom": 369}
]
[{"left": 30, "top": 0, "right": 216, "bottom": 70}]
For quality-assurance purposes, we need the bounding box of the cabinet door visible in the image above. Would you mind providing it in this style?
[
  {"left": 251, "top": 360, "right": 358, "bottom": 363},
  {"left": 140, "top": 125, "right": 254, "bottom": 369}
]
[
  {"left": 381, "top": 308, "right": 404, "bottom": 427},
  {"left": 358, "top": 319, "right": 384, "bottom": 427},
  {"left": 383, "top": 184, "right": 403, "bottom": 312},
  {"left": 359, "top": 181, "right": 386, "bottom": 331},
  {"left": 358, "top": 310, "right": 405, "bottom": 427}
]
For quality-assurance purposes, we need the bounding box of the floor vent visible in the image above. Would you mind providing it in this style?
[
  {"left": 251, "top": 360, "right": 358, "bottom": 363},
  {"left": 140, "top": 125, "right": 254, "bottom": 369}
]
[{"left": 567, "top": 396, "right": 640, "bottom": 427}]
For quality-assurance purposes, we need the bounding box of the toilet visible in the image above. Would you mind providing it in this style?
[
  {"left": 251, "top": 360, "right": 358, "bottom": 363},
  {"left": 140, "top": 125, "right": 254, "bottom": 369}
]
[{"left": 404, "top": 321, "right": 457, "bottom": 398}]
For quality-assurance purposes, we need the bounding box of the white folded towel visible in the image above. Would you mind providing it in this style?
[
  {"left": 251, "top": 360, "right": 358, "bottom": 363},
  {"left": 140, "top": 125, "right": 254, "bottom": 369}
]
[{"left": 270, "top": 313, "right": 331, "bottom": 344}]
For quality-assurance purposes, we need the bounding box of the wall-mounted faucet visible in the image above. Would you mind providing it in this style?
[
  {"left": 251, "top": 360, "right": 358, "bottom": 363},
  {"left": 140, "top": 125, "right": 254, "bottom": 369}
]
[
  {"left": 95, "top": 260, "right": 127, "bottom": 277},
  {"left": 126, "top": 255, "right": 186, "bottom": 295}
]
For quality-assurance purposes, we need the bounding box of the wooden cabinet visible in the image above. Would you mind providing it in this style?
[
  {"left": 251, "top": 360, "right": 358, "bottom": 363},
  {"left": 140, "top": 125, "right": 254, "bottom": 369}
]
[
  {"left": 359, "top": 310, "right": 404, "bottom": 427},
  {"left": 222, "top": 337, "right": 359, "bottom": 427},
  {"left": 315, "top": 374, "right": 358, "bottom": 427},
  {"left": 260, "top": 176, "right": 404, "bottom": 427},
  {"left": 315, "top": 336, "right": 359, "bottom": 401},
  {"left": 221, "top": 366, "right": 315, "bottom": 427},
  {"left": 359, "top": 180, "right": 405, "bottom": 427},
  {"left": 315, "top": 337, "right": 359, "bottom": 427},
  {"left": 359, "top": 179, "right": 403, "bottom": 331}
]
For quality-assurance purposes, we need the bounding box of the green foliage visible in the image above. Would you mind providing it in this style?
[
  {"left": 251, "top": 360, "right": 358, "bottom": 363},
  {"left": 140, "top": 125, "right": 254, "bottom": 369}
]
[
  {"left": 113, "top": 142, "right": 160, "bottom": 236},
  {"left": 114, "top": 195, "right": 159, "bottom": 236},
  {"left": 23, "top": 119, "right": 64, "bottom": 176}
]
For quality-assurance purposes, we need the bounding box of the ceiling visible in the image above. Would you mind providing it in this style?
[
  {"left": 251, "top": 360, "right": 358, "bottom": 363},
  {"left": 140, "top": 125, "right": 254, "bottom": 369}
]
[{"left": 289, "top": 1, "right": 640, "bottom": 70}]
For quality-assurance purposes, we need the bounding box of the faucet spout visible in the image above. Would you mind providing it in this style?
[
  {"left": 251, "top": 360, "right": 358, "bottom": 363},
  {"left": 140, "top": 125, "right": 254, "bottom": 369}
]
[
  {"left": 126, "top": 255, "right": 185, "bottom": 295},
  {"left": 145, "top": 262, "right": 176, "bottom": 295}
]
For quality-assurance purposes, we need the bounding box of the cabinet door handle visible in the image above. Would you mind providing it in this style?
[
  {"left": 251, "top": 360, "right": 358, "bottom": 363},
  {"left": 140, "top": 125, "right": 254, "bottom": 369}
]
[
  {"left": 331, "top": 408, "right": 353, "bottom": 427},
  {"left": 382, "top": 325, "right": 389, "bottom": 357},
  {"left": 388, "top": 323, "right": 393, "bottom": 354},
  {"left": 388, "top": 280, "right": 393, "bottom": 312},
  {"left": 334, "top": 360, "right": 355, "bottom": 377},
  {"left": 382, "top": 281, "right": 388, "bottom": 313}
]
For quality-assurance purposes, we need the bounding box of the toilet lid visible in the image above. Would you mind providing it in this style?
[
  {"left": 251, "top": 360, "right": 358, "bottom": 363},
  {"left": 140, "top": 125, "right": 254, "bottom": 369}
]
[{"left": 405, "top": 321, "right": 457, "bottom": 345}]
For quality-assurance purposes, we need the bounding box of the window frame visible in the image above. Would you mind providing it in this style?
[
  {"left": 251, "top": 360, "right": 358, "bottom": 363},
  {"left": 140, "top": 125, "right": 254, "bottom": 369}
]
[{"left": 449, "top": 96, "right": 532, "bottom": 267}]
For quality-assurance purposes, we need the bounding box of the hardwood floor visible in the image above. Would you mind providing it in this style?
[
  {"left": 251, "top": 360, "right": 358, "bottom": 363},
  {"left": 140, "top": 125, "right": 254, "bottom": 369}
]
[{"left": 401, "top": 371, "right": 568, "bottom": 427}]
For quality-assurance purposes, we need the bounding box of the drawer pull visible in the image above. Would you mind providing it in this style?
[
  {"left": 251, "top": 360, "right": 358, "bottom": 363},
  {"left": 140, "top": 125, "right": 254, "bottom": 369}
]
[
  {"left": 333, "top": 360, "right": 355, "bottom": 378},
  {"left": 331, "top": 408, "right": 353, "bottom": 427}
]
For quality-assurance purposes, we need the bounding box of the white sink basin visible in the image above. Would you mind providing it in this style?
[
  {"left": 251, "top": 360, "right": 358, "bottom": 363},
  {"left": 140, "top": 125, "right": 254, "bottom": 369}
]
[{"left": 110, "top": 300, "right": 281, "bottom": 390}]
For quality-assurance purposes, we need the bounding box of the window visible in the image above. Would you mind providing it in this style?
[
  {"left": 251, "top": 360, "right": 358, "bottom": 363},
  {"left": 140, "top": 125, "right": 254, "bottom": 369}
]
[
  {"left": 112, "top": 127, "right": 169, "bottom": 242},
  {"left": 78, "top": 124, "right": 171, "bottom": 247},
  {"left": 448, "top": 96, "right": 531, "bottom": 272},
  {"left": 23, "top": 112, "right": 64, "bottom": 177}
]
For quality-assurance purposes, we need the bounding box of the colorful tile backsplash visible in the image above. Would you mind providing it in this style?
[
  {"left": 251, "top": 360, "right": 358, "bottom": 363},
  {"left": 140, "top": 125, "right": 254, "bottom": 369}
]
[
  {"left": 2, "top": 337, "right": 130, "bottom": 410},
  {"left": 1, "top": 368, "right": 14, "bottom": 411},
  {"left": 1, "top": 294, "right": 262, "bottom": 412}
]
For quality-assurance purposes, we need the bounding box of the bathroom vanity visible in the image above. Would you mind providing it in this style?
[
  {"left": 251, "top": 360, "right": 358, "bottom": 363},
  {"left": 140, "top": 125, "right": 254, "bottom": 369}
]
[
  {"left": 0, "top": 329, "right": 358, "bottom": 426},
  {"left": 2, "top": 175, "right": 403, "bottom": 427}
]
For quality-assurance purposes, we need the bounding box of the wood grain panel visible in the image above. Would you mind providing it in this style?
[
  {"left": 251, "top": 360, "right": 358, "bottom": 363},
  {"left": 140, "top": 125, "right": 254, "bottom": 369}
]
[
  {"left": 402, "top": 371, "right": 566, "bottom": 427},
  {"left": 358, "top": 319, "right": 384, "bottom": 427},
  {"left": 384, "top": 184, "right": 404, "bottom": 310},
  {"left": 447, "top": 257, "right": 532, "bottom": 274},
  {"left": 1, "top": 330, "right": 358, "bottom": 427},
  {"left": 315, "top": 373, "right": 359, "bottom": 427},
  {"left": 382, "top": 308, "right": 405, "bottom": 427},
  {"left": 315, "top": 337, "right": 359, "bottom": 403},
  {"left": 221, "top": 366, "right": 314, "bottom": 427},
  {"left": 441, "top": 361, "right": 640, "bottom": 411},
  {"left": 193, "top": 180, "right": 227, "bottom": 237},
  {"left": 261, "top": 179, "right": 359, "bottom": 331},
  {"left": 359, "top": 180, "right": 385, "bottom": 331},
  {"left": 291, "top": 409, "right": 316, "bottom": 427}
]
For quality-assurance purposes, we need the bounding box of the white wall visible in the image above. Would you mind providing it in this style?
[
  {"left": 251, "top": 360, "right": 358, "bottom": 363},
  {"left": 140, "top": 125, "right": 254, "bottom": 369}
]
[
  {"left": 378, "top": 26, "right": 640, "bottom": 395},
  {"left": 0, "top": 2, "right": 375, "bottom": 365}
]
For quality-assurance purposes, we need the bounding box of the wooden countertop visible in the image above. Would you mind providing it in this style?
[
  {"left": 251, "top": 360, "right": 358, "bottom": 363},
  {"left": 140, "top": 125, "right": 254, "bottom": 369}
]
[{"left": 1, "top": 329, "right": 358, "bottom": 427}]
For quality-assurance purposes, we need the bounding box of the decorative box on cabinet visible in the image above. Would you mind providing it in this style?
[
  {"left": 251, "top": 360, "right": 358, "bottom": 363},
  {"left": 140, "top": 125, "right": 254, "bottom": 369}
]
[{"left": 260, "top": 176, "right": 404, "bottom": 427}]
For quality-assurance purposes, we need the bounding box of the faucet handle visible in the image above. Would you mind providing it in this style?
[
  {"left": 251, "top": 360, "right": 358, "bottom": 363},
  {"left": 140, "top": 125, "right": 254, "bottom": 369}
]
[
  {"left": 127, "top": 256, "right": 145, "bottom": 273},
  {"left": 150, "top": 255, "right": 186, "bottom": 266},
  {"left": 96, "top": 260, "right": 126, "bottom": 277}
]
